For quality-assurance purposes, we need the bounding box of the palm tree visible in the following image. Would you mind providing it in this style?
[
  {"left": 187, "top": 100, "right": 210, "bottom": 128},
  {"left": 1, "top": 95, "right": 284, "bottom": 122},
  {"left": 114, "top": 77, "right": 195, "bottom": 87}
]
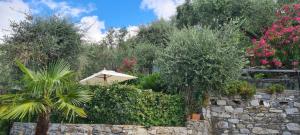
[{"left": 0, "top": 60, "right": 92, "bottom": 135}]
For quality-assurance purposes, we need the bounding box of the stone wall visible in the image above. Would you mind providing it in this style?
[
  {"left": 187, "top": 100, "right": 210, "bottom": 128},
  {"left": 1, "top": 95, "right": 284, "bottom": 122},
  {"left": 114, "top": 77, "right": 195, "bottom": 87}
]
[
  {"left": 10, "top": 90, "right": 300, "bottom": 135},
  {"left": 208, "top": 90, "right": 300, "bottom": 135},
  {"left": 10, "top": 121, "right": 211, "bottom": 135}
]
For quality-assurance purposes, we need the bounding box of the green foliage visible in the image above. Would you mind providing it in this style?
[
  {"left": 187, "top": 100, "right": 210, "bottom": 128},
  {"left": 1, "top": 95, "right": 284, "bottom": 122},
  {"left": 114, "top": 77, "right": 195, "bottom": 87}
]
[
  {"left": 225, "top": 81, "right": 256, "bottom": 99},
  {"left": 1, "top": 15, "right": 82, "bottom": 84},
  {"left": 78, "top": 85, "right": 185, "bottom": 126},
  {"left": 266, "top": 84, "right": 285, "bottom": 94},
  {"left": 157, "top": 27, "right": 245, "bottom": 94},
  {"left": 254, "top": 73, "right": 265, "bottom": 79},
  {"left": 176, "top": 0, "right": 278, "bottom": 38},
  {"left": 133, "top": 43, "right": 158, "bottom": 73},
  {"left": 136, "top": 20, "right": 175, "bottom": 48},
  {"left": 81, "top": 44, "right": 128, "bottom": 77},
  {"left": 0, "top": 120, "right": 10, "bottom": 135},
  {"left": 137, "top": 73, "right": 167, "bottom": 92},
  {"left": 0, "top": 61, "right": 91, "bottom": 122}
]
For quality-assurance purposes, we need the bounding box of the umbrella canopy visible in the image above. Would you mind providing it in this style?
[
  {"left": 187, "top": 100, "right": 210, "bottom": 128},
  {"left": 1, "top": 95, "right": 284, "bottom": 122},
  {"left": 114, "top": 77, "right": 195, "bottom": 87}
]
[{"left": 79, "top": 69, "right": 137, "bottom": 85}]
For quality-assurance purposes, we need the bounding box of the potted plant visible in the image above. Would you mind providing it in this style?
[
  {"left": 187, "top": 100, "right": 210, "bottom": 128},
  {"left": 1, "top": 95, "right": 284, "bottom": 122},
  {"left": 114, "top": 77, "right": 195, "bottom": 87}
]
[
  {"left": 190, "top": 101, "right": 201, "bottom": 121},
  {"left": 191, "top": 112, "right": 201, "bottom": 121}
]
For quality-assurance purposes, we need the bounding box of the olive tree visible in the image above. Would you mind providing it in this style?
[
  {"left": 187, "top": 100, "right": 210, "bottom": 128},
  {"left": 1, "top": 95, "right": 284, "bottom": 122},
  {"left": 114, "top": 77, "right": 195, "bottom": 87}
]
[
  {"left": 156, "top": 27, "right": 244, "bottom": 113},
  {"left": 1, "top": 15, "right": 82, "bottom": 83}
]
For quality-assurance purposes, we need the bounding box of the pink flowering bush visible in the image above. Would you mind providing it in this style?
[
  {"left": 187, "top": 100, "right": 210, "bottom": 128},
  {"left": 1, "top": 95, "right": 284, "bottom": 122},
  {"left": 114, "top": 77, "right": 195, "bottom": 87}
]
[
  {"left": 118, "top": 57, "right": 137, "bottom": 72},
  {"left": 248, "top": 4, "right": 300, "bottom": 69}
]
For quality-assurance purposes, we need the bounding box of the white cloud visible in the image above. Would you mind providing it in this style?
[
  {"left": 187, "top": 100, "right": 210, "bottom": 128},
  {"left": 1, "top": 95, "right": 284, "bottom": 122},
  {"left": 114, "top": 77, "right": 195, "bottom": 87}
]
[
  {"left": 141, "top": 0, "right": 185, "bottom": 20},
  {"left": 77, "top": 16, "right": 106, "bottom": 43},
  {"left": 125, "top": 25, "right": 139, "bottom": 39},
  {"left": 40, "top": 0, "right": 94, "bottom": 17},
  {"left": 0, "top": 0, "right": 30, "bottom": 42}
]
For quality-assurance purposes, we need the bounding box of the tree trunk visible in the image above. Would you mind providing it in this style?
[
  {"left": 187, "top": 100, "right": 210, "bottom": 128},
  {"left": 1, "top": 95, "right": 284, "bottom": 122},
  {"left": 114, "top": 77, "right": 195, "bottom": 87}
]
[
  {"left": 35, "top": 112, "right": 50, "bottom": 135},
  {"left": 184, "top": 85, "right": 193, "bottom": 114}
]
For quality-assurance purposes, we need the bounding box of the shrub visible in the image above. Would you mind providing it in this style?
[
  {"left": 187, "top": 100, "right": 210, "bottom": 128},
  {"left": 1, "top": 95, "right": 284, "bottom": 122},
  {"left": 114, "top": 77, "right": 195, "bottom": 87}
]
[
  {"left": 247, "top": 4, "right": 300, "bottom": 69},
  {"left": 266, "top": 84, "right": 285, "bottom": 94},
  {"left": 225, "top": 81, "right": 256, "bottom": 99},
  {"left": 156, "top": 27, "right": 245, "bottom": 108},
  {"left": 138, "top": 73, "right": 167, "bottom": 92},
  {"left": 65, "top": 85, "right": 185, "bottom": 126},
  {"left": 0, "top": 120, "right": 10, "bottom": 135}
]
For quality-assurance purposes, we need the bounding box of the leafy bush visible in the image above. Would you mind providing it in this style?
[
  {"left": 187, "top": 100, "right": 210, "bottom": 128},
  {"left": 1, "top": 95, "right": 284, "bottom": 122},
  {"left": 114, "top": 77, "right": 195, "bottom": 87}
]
[
  {"left": 266, "top": 84, "right": 285, "bottom": 94},
  {"left": 225, "top": 81, "right": 256, "bottom": 99},
  {"left": 64, "top": 85, "right": 185, "bottom": 126},
  {"left": 0, "top": 120, "right": 10, "bottom": 135},
  {"left": 137, "top": 73, "right": 167, "bottom": 92},
  {"left": 156, "top": 27, "right": 245, "bottom": 95}
]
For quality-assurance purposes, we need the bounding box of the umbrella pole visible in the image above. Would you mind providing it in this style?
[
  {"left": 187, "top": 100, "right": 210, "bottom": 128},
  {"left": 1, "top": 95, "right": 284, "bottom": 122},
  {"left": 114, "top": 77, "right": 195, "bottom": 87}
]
[{"left": 104, "top": 74, "right": 107, "bottom": 82}]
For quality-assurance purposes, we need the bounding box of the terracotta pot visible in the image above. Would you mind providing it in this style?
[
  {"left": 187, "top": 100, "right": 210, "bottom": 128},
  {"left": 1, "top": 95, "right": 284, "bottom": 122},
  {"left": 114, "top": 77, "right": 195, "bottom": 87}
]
[{"left": 191, "top": 113, "right": 200, "bottom": 121}]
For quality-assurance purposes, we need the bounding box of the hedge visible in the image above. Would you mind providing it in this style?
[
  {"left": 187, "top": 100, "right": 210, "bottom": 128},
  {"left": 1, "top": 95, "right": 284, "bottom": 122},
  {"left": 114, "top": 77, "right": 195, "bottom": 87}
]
[{"left": 52, "top": 84, "right": 185, "bottom": 126}]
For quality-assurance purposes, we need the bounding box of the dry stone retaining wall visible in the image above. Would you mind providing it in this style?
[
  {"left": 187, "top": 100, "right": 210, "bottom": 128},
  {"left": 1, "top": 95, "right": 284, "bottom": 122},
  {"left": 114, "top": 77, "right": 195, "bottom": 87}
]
[
  {"left": 207, "top": 90, "right": 300, "bottom": 135},
  {"left": 10, "top": 121, "right": 211, "bottom": 135},
  {"left": 10, "top": 90, "right": 300, "bottom": 135}
]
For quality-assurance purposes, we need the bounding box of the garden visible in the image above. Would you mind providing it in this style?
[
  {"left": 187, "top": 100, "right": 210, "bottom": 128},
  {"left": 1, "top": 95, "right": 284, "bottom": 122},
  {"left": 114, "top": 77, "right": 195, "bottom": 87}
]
[{"left": 0, "top": 0, "right": 299, "bottom": 135}]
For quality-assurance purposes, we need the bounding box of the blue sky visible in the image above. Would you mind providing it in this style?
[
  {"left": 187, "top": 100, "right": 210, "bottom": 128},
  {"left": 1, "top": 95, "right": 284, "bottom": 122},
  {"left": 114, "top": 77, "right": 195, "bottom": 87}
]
[
  {"left": 25, "top": 0, "right": 157, "bottom": 28},
  {"left": 0, "top": 0, "right": 185, "bottom": 42}
]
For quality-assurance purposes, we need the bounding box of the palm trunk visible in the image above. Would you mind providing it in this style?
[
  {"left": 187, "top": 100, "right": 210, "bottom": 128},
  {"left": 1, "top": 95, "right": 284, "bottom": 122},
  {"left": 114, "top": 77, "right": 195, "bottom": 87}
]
[{"left": 35, "top": 112, "right": 50, "bottom": 135}]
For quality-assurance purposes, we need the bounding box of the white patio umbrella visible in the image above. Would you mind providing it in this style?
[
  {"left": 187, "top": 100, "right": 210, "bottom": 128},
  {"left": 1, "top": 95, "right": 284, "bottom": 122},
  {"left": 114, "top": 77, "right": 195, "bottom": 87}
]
[{"left": 79, "top": 69, "right": 137, "bottom": 85}]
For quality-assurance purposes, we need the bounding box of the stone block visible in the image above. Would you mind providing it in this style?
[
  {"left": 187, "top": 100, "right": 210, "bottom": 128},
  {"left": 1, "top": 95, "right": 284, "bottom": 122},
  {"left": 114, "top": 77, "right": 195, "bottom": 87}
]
[
  {"left": 286, "top": 123, "right": 300, "bottom": 131},
  {"left": 224, "top": 106, "right": 234, "bottom": 113},
  {"left": 217, "top": 100, "right": 226, "bottom": 106},
  {"left": 285, "top": 108, "right": 299, "bottom": 114},
  {"left": 217, "top": 121, "right": 229, "bottom": 129},
  {"left": 256, "top": 113, "right": 264, "bottom": 117},
  {"left": 240, "top": 128, "right": 250, "bottom": 134},
  {"left": 294, "top": 102, "right": 300, "bottom": 108},
  {"left": 252, "top": 127, "right": 279, "bottom": 134},
  {"left": 283, "top": 131, "right": 292, "bottom": 135},
  {"left": 246, "top": 124, "right": 253, "bottom": 129},
  {"left": 236, "top": 124, "right": 245, "bottom": 128},
  {"left": 269, "top": 108, "right": 283, "bottom": 113},
  {"left": 228, "top": 119, "right": 239, "bottom": 124},
  {"left": 263, "top": 101, "right": 270, "bottom": 107},
  {"left": 234, "top": 108, "right": 243, "bottom": 113},
  {"left": 211, "top": 106, "right": 223, "bottom": 112},
  {"left": 250, "top": 100, "right": 259, "bottom": 106}
]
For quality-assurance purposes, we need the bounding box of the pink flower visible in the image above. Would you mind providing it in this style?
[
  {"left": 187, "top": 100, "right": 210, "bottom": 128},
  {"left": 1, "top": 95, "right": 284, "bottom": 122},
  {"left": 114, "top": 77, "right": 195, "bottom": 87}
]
[
  {"left": 283, "top": 5, "right": 290, "bottom": 13},
  {"left": 259, "top": 39, "right": 267, "bottom": 46},
  {"left": 272, "top": 59, "right": 282, "bottom": 67},
  {"left": 292, "top": 61, "right": 299, "bottom": 66},
  {"left": 260, "top": 59, "right": 269, "bottom": 65},
  {"left": 293, "top": 36, "right": 299, "bottom": 42},
  {"left": 293, "top": 4, "right": 300, "bottom": 10},
  {"left": 265, "top": 50, "right": 275, "bottom": 57}
]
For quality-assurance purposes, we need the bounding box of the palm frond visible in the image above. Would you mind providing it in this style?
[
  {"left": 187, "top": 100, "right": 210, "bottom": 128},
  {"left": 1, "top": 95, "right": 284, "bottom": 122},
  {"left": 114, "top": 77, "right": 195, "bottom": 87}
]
[
  {"left": 15, "top": 60, "right": 36, "bottom": 81},
  {"left": 55, "top": 88, "right": 91, "bottom": 120},
  {"left": 56, "top": 100, "right": 87, "bottom": 120},
  {"left": 57, "top": 88, "right": 92, "bottom": 106},
  {"left": 0, "top": 101, "right": 46, "bottom": 120},
  {"left": 48, "top": 60, "right": 72, "bottom": 81}
]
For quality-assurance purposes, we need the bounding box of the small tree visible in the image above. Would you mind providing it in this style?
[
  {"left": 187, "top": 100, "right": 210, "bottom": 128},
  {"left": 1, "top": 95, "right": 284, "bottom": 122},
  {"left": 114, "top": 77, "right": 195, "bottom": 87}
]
[
  {"left": 156, "top": 27, "right": 244, "bottom": 113},
  {"left": 1, "top": 15, "right": 82, "bottom": 83},
  {"left": 0, "top": 61, "right": 91, "bottom": 135}
]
